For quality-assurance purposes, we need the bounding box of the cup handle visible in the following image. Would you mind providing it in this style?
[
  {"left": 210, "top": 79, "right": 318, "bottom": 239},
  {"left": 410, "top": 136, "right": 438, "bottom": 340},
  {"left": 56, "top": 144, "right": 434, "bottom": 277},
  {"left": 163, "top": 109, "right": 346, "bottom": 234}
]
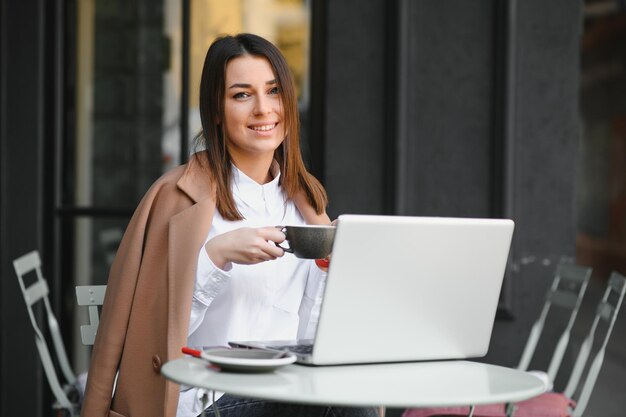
[{"left": 275, "top": 226, "right": 293, "bottom": 253}]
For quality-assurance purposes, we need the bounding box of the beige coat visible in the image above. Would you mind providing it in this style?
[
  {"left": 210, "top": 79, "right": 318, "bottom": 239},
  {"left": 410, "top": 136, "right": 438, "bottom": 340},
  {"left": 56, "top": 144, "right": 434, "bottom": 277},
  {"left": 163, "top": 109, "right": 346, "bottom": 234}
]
[{"left": 80, "top": 153, "right": 330, "bottom": 417}]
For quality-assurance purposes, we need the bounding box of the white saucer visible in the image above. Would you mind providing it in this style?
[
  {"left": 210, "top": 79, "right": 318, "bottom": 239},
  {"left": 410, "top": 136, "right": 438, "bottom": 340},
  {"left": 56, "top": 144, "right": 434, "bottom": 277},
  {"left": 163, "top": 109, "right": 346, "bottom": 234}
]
[{"left": 202, "top": 348, "right": 297, "bottom": 373}]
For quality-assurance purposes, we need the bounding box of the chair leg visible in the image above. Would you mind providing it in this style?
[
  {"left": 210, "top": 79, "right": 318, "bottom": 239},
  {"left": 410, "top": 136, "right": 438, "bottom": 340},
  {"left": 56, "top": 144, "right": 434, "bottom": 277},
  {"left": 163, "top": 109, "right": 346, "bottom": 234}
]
[{"left": 505, "top": 402, "right": 516, "bottom": 417}]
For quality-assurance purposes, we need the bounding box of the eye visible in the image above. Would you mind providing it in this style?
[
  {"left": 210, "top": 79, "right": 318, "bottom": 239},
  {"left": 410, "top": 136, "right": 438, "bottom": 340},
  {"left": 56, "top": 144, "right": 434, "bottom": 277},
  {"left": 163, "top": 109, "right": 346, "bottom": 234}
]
[
  {"left": 268, "top": 86, "right": 281, "bottom": 95},
  {"left": 233, "top": 92, "right": 250, "bottom": 100}
]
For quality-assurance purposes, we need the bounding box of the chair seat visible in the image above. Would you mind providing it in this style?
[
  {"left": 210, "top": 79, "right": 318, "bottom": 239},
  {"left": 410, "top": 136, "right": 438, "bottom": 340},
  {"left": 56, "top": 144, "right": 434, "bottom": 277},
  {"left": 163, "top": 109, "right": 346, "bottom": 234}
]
[{"left": 402, "top": 393, "right": 575, "bottom": 417}]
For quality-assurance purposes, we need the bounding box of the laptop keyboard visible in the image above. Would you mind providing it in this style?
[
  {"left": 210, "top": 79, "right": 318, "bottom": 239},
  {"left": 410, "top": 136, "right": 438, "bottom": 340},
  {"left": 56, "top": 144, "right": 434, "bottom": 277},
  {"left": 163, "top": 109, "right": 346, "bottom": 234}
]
[{"left": 268, "top": 343, "right": 314, "bottom": 355}]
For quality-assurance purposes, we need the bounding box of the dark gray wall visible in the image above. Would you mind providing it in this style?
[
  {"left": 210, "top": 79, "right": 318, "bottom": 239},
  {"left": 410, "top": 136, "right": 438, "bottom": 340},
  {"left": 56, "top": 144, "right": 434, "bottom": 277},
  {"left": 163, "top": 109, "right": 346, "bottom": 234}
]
[
  {"left": 485, "top": 0, "right": 581, "bottom": 374},
  {"left": 323, "top": 1, "right": 390, "bottom": 217},
  {"left": 396, "top": 0, "right": 496, "bottom": 218},
  {"left": 322, "top": 0, "right": 581, "bottom": 381},
  {"left": 1, "top": 0, "right": 47, "bottom": 415}
]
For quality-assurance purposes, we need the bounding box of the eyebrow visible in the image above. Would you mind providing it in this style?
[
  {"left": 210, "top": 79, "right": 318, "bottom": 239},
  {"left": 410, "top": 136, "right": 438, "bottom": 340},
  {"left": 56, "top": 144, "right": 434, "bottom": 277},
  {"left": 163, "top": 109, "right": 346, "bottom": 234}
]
[{"left": 228, "top": 79, "right": 277, "bottom": 89}]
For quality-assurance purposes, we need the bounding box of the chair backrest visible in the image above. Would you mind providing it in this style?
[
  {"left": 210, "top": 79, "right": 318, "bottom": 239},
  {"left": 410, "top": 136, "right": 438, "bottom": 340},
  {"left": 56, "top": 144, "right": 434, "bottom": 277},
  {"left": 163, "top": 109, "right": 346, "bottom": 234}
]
[
  {"left": 564, "top": 271, "right": 626, "bottom": 417},
  {"left": 76, "top": 285, "right": 107, "bottom": 345},
  {"left": 13, "top": 250, "right": 78, "bottom": 415},
  {"left": 517, "top": 262, "right": 592, "bottom": 386}
]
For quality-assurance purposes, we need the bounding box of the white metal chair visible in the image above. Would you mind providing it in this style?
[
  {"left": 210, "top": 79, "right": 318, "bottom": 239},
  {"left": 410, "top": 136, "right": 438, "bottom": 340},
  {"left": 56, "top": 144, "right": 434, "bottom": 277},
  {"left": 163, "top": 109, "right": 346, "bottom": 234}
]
[
  {"left": 516, "top": 262, "right": 593, "bottom": 389},
  {"left": 14, "top": 250, "right": 80, "bottom": 417},
  {"left": 559, "top": 270, "right": 626, "bottom": 416},
  {"left": 76, "top": 284, "right": 118, "bottom": 400},
  {"left": 75, "top": 285, "right": 107, "bottom": 345}
]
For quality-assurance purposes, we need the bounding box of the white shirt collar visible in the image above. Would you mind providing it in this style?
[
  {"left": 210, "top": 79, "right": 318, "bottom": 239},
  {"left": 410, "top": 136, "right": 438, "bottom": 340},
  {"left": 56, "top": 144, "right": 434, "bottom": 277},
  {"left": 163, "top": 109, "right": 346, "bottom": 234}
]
[{"left": 231, "top": 161, "right": 283, "bottom": 213}]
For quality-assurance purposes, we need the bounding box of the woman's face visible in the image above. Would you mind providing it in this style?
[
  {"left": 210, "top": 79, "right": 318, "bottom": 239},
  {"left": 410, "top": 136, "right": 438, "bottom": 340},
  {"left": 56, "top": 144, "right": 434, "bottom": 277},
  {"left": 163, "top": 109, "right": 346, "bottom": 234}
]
[{"left": 223, "top": 55, "right": 285, "bottom": 162}]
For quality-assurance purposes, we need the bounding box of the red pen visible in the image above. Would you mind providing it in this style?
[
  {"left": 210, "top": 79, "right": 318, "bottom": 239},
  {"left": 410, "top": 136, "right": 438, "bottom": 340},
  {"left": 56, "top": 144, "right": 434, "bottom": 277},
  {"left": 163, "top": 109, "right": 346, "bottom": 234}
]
[{"left": 182, "top": 347, "right": 221, "bottom": 370}]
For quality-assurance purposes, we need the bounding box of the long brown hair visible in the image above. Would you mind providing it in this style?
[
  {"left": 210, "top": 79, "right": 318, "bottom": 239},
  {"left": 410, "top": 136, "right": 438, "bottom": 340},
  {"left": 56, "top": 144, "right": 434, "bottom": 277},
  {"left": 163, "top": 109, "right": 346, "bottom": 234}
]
[{"left": 195, "top": 33, "right": 327, "bottom": 221}]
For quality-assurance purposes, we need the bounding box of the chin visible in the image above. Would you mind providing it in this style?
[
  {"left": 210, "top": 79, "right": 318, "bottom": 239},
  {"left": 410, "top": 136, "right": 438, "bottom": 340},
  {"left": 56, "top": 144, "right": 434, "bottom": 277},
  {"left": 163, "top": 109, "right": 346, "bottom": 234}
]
[{"left": 251, "top": 138, "right": 284, "bottom": 152}]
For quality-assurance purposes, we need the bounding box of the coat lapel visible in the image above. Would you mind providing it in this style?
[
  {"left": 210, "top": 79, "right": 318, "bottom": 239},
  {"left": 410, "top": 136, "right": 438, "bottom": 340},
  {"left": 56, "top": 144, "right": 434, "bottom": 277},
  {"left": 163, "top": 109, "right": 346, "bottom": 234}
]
[
  {"left": 164, "top": 155, "right": 216, "bottom": 416},
  {"left": 167, "top": 199, "right": 215, "bottom": 356},
  {"left": 167, "top": 153, "right": 216, "bottom": 349}
]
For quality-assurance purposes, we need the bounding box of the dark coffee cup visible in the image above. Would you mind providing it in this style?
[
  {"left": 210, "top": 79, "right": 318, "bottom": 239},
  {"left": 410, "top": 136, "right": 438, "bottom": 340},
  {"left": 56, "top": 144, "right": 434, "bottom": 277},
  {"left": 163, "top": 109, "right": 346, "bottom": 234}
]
[{"left": 276, "top": 225, "right": 335, "bottom": 259}]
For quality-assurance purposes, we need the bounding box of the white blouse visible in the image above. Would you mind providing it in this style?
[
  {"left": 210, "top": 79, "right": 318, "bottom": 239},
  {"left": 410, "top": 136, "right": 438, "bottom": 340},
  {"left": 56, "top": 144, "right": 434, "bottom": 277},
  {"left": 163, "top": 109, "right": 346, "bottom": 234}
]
[{"left": 177, "top": 163, "right": 327, "bottom": 417}]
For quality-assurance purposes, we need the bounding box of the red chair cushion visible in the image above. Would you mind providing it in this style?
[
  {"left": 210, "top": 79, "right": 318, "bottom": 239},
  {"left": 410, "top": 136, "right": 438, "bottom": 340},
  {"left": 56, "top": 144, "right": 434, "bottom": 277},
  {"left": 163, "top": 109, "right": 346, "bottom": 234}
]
[{"left": 402, "top": 392, "right": 575, "bottom": 417}]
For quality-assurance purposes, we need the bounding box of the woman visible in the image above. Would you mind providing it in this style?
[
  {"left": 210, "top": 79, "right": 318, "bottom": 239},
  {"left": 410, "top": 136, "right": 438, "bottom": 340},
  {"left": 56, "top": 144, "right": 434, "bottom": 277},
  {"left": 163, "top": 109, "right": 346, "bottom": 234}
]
[{"left": 80, "top": 34, "right": 378, "bottom": 417}]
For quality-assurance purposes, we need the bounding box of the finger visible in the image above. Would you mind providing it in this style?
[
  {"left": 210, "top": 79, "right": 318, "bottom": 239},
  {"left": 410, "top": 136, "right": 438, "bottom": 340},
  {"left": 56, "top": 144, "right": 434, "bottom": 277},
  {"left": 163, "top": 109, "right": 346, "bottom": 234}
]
[
  {"left": 261, "top": 240, "right": 285, "bottom": 258},
  {"left": 246, "top": 240, "right": 282, "bottom": 261},
  {"left": 257, "top": 227, "right": 287, "bottom": 244},
  {"left": 245, "top": 249, "right": 274, "bottom": 264}
]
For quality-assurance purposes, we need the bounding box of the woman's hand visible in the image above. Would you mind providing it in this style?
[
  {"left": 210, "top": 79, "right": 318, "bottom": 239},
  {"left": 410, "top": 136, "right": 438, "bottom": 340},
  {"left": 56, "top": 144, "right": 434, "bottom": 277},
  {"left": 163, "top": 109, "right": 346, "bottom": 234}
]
[{"left": 205, "top": 227, "right": 286, "bottom": 269}]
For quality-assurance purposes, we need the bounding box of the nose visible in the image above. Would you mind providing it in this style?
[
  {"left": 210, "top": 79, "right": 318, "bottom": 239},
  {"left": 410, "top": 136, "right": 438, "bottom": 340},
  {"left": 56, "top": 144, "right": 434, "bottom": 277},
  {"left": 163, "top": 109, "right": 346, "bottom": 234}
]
[{"left": 253, "top": 95, "right": 272, "bottom": 115}]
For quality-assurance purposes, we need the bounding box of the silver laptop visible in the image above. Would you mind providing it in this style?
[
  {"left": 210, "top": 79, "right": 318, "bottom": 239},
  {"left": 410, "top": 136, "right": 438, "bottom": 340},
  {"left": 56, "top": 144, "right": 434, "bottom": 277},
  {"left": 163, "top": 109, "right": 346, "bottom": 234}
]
[{"left": 230, "top": 214, "right": 514, "bottom": 365}]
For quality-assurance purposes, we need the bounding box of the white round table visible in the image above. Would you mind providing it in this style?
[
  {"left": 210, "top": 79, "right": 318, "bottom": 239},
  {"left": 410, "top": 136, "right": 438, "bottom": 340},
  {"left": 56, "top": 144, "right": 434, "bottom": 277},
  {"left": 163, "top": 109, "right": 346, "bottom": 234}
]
[{"left": 162, "top": 357, "right": 545, "bottom": 409}]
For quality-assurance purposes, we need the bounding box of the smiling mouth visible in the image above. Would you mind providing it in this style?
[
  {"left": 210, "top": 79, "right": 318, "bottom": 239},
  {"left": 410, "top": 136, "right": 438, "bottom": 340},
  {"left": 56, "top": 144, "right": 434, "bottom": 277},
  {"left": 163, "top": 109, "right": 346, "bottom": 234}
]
[{"left": 249, "top": 123, "right": 278, "bottom": 132}]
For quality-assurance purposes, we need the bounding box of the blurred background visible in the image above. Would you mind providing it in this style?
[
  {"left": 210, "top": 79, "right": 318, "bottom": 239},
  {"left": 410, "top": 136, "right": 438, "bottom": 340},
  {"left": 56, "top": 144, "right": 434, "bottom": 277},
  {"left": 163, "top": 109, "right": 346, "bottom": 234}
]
[{"left": 1, "top": 0, "right": 625, "bottom": 416}]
